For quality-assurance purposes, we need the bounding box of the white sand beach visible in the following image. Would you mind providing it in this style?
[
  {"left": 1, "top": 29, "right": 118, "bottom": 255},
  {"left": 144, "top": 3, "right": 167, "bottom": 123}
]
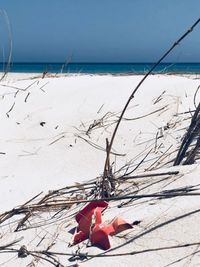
[{"left": 0, "top": 73, "right": 200, "bottom": 266}]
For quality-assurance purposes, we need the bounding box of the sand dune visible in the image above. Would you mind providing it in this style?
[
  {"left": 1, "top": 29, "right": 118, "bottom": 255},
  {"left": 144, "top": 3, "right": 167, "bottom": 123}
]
[{"left": 0, "top": 73, "right": 200, "bottom": 266}]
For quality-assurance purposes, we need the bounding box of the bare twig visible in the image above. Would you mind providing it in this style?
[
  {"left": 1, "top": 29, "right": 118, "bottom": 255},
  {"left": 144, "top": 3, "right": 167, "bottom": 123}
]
[
  {"left": 24, "top": 92, "right": 30, "bottom": 103},
  {"left": 6, "top": 102, "right": 15, "bottom": 117},
  {"left": 103, "top": 18, "right": 200, "bottom": 194}
]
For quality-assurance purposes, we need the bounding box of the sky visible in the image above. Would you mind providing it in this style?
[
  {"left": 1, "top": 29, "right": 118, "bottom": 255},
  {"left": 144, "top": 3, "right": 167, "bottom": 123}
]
[{"left": 0, "top": 0, "right": 199, "bottom": 63}]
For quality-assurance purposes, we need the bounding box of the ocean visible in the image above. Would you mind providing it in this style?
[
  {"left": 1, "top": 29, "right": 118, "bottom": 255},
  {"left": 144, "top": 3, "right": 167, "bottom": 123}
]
[{"left": 0, "top": 62, "right": 200, "bottom": 74}]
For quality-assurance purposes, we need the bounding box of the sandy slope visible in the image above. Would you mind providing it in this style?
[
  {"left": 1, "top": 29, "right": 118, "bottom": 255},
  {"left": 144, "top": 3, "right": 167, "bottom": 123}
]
[{"left": 0, "top": 73, "right": 200, "bottom": 266}]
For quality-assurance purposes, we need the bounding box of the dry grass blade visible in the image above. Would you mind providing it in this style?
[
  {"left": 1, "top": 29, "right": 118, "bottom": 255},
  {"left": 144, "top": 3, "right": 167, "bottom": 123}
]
[
  {"left": 174, "top": 102, "right": 200, "bottom": 165},
  {"left": 0, "top": 10, "right": 12, "bottom": 81}
]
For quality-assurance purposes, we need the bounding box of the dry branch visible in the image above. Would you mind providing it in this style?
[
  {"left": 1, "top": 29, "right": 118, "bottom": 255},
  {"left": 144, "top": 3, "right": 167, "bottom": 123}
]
[{"left": 102, "top": 17, "right": 200, "bottom": 196}]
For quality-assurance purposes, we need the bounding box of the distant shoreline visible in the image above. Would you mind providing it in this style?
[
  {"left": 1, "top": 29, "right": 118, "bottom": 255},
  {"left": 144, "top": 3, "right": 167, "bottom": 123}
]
[{"left": 1, "top": 62, "right": 200, "bottom": 75}]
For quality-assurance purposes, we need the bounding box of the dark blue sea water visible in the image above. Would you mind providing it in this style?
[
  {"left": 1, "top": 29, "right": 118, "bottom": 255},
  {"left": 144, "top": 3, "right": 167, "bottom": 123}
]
[{"left": 1, "top": 62, "right": 200, "bottom": 74}]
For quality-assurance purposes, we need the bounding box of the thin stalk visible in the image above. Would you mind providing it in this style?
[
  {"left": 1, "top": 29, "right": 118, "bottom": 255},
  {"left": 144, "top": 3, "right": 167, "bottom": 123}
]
[{"left": 103, "top": 18, "right": 200, "bottom": 182}]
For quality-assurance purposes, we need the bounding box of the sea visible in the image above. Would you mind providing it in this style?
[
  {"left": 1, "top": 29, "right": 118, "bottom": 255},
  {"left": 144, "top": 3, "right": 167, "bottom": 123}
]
[{"left": 0, "top": 62, "right": 200, "bottom": 74}]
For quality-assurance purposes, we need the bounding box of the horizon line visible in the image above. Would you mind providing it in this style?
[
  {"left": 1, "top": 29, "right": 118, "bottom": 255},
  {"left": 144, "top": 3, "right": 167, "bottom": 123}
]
[{"left": 1, "top": 62, "right": 200, "bottom": 64}]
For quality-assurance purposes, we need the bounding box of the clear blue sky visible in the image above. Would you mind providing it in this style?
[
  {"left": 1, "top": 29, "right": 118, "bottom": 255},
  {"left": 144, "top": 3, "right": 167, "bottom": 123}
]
[{"left": 0, "top": 0, "right": 199, "bottom": 63}]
